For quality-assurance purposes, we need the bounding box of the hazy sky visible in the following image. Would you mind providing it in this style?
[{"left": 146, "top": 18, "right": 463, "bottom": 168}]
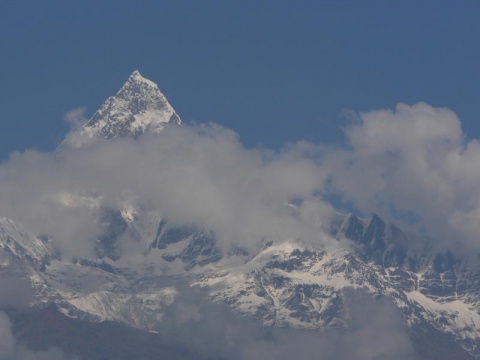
[{"left": 1, "top": 1, "right": 480, "bottom": 158}]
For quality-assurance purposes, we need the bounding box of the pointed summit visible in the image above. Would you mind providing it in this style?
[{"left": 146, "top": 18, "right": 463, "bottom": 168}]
[
  {"left": 64, "top": 70, "right": 181, "bottom": 148},
  {"left": 123, "top": 70, "right": 159, "bottom": 90}
]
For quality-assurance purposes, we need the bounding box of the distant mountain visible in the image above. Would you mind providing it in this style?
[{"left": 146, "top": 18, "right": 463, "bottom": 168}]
[
  {"left": 2, "top": 72, "right": 480, "bottom": 359},
  {"left": 63, "top": 70, "right": 181, "bottom": 148}
]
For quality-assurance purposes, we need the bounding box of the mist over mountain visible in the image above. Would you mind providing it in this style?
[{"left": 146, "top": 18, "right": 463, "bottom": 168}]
[{"left": 1, "top": 72, "right": 480, "bottom": 359}]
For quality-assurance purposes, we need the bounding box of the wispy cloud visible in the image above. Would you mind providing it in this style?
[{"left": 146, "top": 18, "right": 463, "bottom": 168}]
[{"left": 64, "top": 107, "right": 88, "bottom": 131}]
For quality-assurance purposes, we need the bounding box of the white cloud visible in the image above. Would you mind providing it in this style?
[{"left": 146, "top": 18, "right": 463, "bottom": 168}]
[
  {"left": 0, "top": 123, "right": 335, "bottom": 258},
  {"left": 2, "top": 101, "right": 480, "bottom": 260},
  {"left": 324, "top": 102, "right": 480, "bottom": 252}
]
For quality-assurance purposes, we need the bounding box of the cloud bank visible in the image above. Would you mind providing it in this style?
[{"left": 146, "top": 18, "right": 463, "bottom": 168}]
[
  {"left": 325, "top": 102, "right": 480, "bottom": 253},
  {"left": 0, "top": 101, "right": 479, "bottom": 258},
  {"left": 0, "top": 123, "right": 336, "bottom": 259}
]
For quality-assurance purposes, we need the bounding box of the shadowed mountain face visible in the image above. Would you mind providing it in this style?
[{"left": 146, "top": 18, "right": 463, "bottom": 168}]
[
  {"left": 331, "top": 212, "right": 480, "bottom": 298},
  {"left": 6, "top": 299, "right": 474, "bottom": 360},
  {"left": 2, "top": 72, "right": 480, "bottom": 359},
  {"left": 150, "top": 219, "right": 222, "bottom": 269},
  {"left": 9, "top": 308, "right": 216, "bottom": 360}
]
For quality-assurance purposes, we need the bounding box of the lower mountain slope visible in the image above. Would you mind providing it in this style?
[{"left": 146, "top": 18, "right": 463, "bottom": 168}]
[{"left": 1, "top": 211, "right": 480, "bottom": 359}]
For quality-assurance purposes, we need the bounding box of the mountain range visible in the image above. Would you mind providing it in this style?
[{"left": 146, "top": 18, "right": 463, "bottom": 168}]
[{"left": 1, "top": 71, "right": 479, "bottom": 360}]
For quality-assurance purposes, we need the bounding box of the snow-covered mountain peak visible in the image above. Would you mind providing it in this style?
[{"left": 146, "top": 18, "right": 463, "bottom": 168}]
[
  {"left": 63, "top": 70, "right": 181, "bottom": 148},
  {"left": 124, "top": 70, "right": 158, "bottom": 89}
]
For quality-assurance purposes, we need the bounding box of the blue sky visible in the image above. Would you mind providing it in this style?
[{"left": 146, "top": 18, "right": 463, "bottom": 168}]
[{"left": 1, "top": 1, "right": 480, "bottom": 158}]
